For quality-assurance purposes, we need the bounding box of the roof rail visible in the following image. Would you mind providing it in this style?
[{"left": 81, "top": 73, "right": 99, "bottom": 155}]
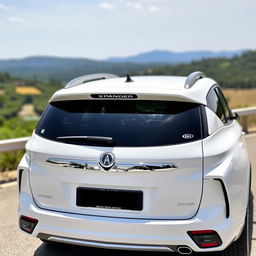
[
  {"left": 64, "top": 73, "right": 118, "bottom": 89},
  {"left": 184, "top": 71, "right": 206, "bottom": 89}
]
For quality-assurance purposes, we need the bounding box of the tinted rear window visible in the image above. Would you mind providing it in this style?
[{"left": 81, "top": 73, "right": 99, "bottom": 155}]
[{"left": 35, "top": 100, "right": 203, "bottom": 147}]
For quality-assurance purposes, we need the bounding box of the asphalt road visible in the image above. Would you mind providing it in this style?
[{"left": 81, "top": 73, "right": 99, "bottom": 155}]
[{"left": 0, "top": 134, "right": 256, "bottom": 256}]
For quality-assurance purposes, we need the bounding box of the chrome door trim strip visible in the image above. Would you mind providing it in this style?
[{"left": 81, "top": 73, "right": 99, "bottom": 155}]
[{"left": 46, "top": 158, "right": 177, "bottom": 172}]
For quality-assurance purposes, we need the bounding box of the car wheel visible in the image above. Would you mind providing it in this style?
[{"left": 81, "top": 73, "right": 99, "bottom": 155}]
[{"left": 222, "top": 193, "right": 251, "bottom": 256}]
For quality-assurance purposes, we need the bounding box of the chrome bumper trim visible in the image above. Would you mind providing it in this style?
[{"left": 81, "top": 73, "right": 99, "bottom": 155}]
[{"left": 47, "top": 236, "right": 174, "bottom": 252}]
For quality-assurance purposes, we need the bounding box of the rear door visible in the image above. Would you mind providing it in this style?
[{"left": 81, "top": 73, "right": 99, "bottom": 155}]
[{"left": 29, "top": 100, "right": 204, "bottom": 220}]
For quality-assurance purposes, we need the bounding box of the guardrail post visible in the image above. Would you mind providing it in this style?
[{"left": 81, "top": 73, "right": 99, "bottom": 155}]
[
  {"left": 241, "top": 116, "right": 249, "bottom": 133},
  {"left": 233, "top": 107, "right": 256, "bottom": 133}
]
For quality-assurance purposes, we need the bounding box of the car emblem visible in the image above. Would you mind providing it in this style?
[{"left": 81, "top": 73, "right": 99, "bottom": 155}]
[
  {"left": 99, "top": 152, "right": 115, "bottom": 170},
  {"left": 182, "top": 133, "right": 194, "bottom": 139}
]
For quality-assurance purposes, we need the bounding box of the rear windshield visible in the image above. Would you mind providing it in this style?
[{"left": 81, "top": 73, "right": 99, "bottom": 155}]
[{"left": 35, "top": 100, "right": 203, "bottom": 147}]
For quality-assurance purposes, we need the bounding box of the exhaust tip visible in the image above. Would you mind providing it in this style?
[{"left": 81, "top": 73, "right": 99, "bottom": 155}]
[{"left": 177, "top": 246, "right": 193, "bottom": 255}]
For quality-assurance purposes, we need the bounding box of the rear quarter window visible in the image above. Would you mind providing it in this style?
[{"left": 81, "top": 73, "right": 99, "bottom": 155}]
[{"left": 206, "top": 88, "right": 226, "bottom": 123}]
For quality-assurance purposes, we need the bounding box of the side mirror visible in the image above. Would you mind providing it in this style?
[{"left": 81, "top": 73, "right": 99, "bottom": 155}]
[{"left": 230, "top": 112, "right": 240, "bottom": 120}]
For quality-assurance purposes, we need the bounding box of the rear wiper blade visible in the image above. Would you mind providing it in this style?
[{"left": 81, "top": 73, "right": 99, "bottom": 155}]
[{"left": 56, "top": 136, "right": 114, "bottom": 144}]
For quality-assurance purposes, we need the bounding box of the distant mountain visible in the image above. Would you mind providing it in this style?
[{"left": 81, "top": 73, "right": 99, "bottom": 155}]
[
  {"left": 0, "top": 56, "right": 150, "bottom": 82},
  {"left": 0, "top": 49, "right": 248, "bottom": 82},
  {"left": 107, "top": 50, "right": 247, "bottom": 64}
]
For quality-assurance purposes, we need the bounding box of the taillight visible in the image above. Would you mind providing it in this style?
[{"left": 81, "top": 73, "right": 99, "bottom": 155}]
[
  {"left": 19, "top": 215, "right": 38, "bottom": 234},
  {"left": 187, "top": 230, "right": 222, "bottom": 248}
]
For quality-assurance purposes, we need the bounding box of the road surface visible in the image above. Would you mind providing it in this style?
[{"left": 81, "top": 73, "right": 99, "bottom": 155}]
[{"left": 0, "top": 134, "right": 255, "bottom": 256}]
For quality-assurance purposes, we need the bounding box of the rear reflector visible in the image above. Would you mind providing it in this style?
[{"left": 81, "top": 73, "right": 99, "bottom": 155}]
[
  {"left": 19, "top": 215, "right": 38, "bottom": 234},
  {"left": 188, "top": 230, "right": 222, "bottom": 248},
  {"left": 18, "top": 169, "right": 24, "bottom": 194}
]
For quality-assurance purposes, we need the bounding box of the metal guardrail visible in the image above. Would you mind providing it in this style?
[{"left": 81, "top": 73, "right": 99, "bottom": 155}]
[
  {"left": 233, "top": 106, "right": 256, "bottom": 116},
  {"left": 0, "top": 137, "right": 30, "bottom": 153},
  {"left": 233, "top": 106, "right": 256, "bottom": 133},
  {"left": 0, "top": 107, "right": 255, "bottom": 153}
]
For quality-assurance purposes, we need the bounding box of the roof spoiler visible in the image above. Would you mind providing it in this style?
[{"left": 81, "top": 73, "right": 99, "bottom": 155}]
[
  {"left": 184, "top": 71, "right": 206, "bottom": 89},
  {"left": 65, "top": 73, "right": 118, "bottom": 89}
]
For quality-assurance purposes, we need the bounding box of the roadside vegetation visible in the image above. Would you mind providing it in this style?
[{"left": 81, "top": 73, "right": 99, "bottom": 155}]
[{"left": 0, "top": 73, "right": 62, "bottom": 172}]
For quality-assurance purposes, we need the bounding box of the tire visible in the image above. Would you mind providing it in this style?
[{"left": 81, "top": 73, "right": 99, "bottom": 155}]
[{"left": 222, "top": 193, "right": 251, "bottom": 256}]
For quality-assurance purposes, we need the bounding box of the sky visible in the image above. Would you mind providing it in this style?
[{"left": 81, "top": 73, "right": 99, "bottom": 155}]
[{"left": 0, "top": 0, "right": 255, "bottom": 59}]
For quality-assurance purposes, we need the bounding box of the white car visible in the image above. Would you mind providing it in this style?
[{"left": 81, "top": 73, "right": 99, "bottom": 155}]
[{"left": 18, "top": 72, "right": 251, "bottom": 255}]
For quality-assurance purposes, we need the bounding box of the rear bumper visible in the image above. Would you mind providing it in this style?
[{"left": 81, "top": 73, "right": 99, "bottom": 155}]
[
  {"left": 18, "top": 178, "right": 244, "bottom": 253},
  {"left": 17, "top": 158, "right": 248, "bottom": 254}
]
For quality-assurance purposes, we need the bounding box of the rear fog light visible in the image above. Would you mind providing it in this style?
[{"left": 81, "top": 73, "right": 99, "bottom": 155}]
[
  {"left": 19, "top": 215, "right": 38, "bottom": 234},
  {"left": 187, "top": 230, "right": 222, "bottom": 248}
]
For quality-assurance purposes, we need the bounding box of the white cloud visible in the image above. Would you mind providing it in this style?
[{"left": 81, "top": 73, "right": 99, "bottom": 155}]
[
  {"left": 98, "top": 2, "right": 114, "bottom": 10},
  {"left": 126, "top": 2, "right": 144, "bottom": 10},
  {"left": 0, "top": 3, "right": 12, "bottom": 10},
  {"left": 148, "top": 6, "right": 160, "bottom": 12},
  {"left": 123, "top": 2, "right": 160, "bottom": 12},
  {"left": 8, "top": 16, "right": 24, "bottom": 23},
  {"left": 132, "top": 3, "right": 143, "bottom": 10}
]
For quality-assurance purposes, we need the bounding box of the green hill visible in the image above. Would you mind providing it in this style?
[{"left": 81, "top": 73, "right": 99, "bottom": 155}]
[
  {"left": 137, "top": 51, "right": 256, "bottom": 88},
  {"left": 0, "top": 56, "right": 151, "bottom": 82}
]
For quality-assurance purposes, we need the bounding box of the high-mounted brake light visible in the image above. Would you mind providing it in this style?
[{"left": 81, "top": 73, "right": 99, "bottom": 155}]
[
  {"left": 19, "top": 215, "right": 38, "bottom": 234},
  {"left": 188, "top": 230, "right": 222, "bottom": 248}
]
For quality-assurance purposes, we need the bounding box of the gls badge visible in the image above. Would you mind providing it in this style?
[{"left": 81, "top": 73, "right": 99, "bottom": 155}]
[{"left": 99, "top": 152, "right": 115, "bottom": 171}]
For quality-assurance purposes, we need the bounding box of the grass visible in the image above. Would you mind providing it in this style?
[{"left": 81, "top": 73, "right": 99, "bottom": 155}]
[
  {"left": 223, "top": 89, "right": 256, "bottom": 108},
  {"left": 0, "top": 89, "right": 5, "bottom": 95},
  {"left": 16, "top": 86, "right": 42, "bottom": 95}
]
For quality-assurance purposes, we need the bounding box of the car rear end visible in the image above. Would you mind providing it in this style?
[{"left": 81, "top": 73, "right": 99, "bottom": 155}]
[{"left": 17, "top": 76, "right": 247, "bottom": 254}]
